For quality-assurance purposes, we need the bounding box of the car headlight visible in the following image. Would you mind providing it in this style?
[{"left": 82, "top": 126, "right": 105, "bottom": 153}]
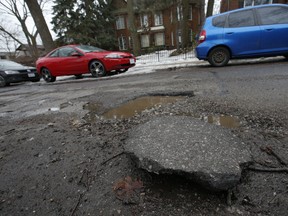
[
  {"left": 105, "top": 53, "right": 124, "bottom": 59},
  {"left": 4, "top": 70, "right": 20, "bottom": 75}
]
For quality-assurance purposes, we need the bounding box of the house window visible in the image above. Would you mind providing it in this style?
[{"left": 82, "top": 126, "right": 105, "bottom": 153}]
[
  {"left": 141, "top": 34, "right": 150, "bottom": 47},
  {"left": 154, "top": 12, "right": 163, "bottom": 26},
  {"left": 170, "top": 9, "right": 173, "bottom": 23},
  {"left": 154, "top": 33, "right": 165, "bottom": 46},
  {"left": 116, "top": 16, "right": 125, "bottom": 30},
  {"left": 244, "top": 0, "right": 273, "bottom": 7},
  {"left": 140, "top": 14, "right": 149, "bottom": 27},
  {"left": 189, "top": 29, "right": 193, "bottom": 42},
  {"left": 177, "top": 5, "right": 183, "bottom": 21},
  {"left": 189, "top": 6, "right": 193, "bottom": 20},
  {"left": 129, "top": 36, "right": 133, "bottom": 49},
  {"left": 118, "top": 36, "right": 127, "bottom": 50},
  {"left": 171, "top": 32, "right": 174, "bottom": 46}
]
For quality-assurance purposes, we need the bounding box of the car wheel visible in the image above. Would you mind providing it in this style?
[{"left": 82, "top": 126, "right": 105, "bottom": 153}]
[
  {"left": 0, "top": 75, "right": 9, "bottom": 87},
  {"left": 284, "top": 55, "right": 288, "bottom": 60},
  {"left": 89, "top": 60, "right": 106, "bottom": 77},
  {"left": 208, "top": 47, "right": 230, "bottom": 67},
  {"left": 41, "top": 68, "right": 56, "bottom": 83}
]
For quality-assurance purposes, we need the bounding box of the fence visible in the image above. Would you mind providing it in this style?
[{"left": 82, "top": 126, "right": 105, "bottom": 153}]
[{"left": 136, "top": 48, "right": 196, "bottom": 64}]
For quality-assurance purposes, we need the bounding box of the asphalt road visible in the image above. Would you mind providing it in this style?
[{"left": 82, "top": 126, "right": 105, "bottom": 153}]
[
  {"left": 1, "top": 57, "right": 288, "bottom": 215},
  {"left": 0, "top": 57, "right": 287, "bottom": 119}
]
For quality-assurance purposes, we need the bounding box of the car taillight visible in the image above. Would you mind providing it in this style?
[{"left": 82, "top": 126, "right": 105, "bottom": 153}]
[{"left": 198, "top": 30, "right": 206, "bottom": 44}]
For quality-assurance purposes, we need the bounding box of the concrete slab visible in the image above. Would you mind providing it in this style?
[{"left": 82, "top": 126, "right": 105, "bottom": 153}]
[{"left": 125, "top": 116, "right": 252, "bottom": 191}]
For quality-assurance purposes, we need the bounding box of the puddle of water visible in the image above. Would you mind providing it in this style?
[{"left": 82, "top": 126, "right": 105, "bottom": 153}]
[
  {"left": 202, "top": 115, "right": 240, "bottom": 129},
  {"left": 49, "top": 107, "right": 60, "bottom": 112},
  {"left": 83, "top": 95, "right": 240, "bottom": 129},
  {"left": 103, "top": 96, "right": 184, "bottom": 119},
  {"left": 60, "top": 101, "right": 73, "bottom": 109}
]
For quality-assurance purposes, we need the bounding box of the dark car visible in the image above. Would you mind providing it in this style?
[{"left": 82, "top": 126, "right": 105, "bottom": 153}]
[
  {"left": 0, "top": 60, "right": 40, "bottom": 87},
  {"left": 195, "top": 4, "right": 288, "bottom": 66},
  {"left": 36, "top": 44, "right": 136, "bottom": 83}
]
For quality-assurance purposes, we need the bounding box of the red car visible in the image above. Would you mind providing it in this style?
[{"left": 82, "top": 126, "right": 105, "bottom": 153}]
[{"left": 36, "top": 45, "right": 136, "bottom": 82}]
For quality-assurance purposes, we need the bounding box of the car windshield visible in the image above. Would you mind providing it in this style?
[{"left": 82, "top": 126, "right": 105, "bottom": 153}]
[
  {"left": 0, "top": 60, "right": 24, "bottom": 70},
  {"left": 75, "top": 45, "right": 105, "bottom": 53}
]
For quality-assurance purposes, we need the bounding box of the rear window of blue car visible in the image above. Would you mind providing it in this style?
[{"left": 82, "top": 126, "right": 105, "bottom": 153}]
[{"left": 212, "top": 15, "right": 227, "bottom": 27}]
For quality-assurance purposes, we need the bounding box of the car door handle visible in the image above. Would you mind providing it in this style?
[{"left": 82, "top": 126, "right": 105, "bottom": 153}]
[
  {"left": 265, "top": 28, "right": 274, "bottom": 31},
  {"left": 226, "top": 32, "right": 234, "bottom": 35}
]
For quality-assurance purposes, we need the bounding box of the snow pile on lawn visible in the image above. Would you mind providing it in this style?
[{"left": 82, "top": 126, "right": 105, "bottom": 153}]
[{"left": 126, "top": 49, "right": 202, "bottom": 75}]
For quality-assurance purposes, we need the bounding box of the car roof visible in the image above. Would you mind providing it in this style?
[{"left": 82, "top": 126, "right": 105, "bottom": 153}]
[
  {"left": 209, "top": 3, "right": 288, "bottom": 20},
  {"left": 58, "top": 44, "right": 78, "bottom": 48}
]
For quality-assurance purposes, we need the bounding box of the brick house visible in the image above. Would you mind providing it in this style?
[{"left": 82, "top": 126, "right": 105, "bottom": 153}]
[
  {"left": 112, "top": 0, "right": 205, "bottom": 52},
  {"left": 220, "top": 0, "right": 288, "bottom": 13}
]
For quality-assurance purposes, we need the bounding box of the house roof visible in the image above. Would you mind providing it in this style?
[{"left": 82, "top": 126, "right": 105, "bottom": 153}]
[{"left": 16, "top": 44, "right": 45, "bottom": 51}]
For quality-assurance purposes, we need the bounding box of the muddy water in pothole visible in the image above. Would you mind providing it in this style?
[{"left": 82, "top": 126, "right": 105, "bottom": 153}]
[
  {"left": 102, "top": 96, "right": 184, "bottom": 119},
  {"left": 84, "top": 96, "right": 241, "bottom": 129}
]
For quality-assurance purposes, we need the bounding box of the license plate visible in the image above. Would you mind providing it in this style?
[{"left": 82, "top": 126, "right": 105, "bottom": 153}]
[
  {"left": 130, "top": 59, "right": 135, "bottom": 64},
  {"left": 28, "top": 73, "right": 35, "bottom": 77}
]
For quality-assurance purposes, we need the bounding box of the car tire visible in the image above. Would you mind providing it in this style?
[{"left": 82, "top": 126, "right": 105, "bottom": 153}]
[
  {"left": 89, "top": 60, "right": 106, "bottom": 77},
  {"left": 41, "top": 68, "right": 56, "bottom": 83},
  {"left": 284, "top": 55, "right": 288, "bottom": 60},
  {"left": 0, "top": 75, "right": 9, "bottom": 87},
  {"left": 208, "top": 47, "right": 230, "bottom": 67}
]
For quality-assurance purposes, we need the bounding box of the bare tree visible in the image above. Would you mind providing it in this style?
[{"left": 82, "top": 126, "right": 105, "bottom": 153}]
[
  {"left": 206, "top": 0, "right": 215, "bottom": 17},
  {"left": 0, "top": 0, "right": 39, "bottom": 59},
  {"left": 24, "top": 0, "right": 55, "bottom": 52},
  {"left": 181, "top": 0, "right": 190, "bottom": 48},
  {"left": 127, "top": 0, "right": 141, "bottom": 56},
  {"left": 0, "top": 0, "right": 53, "bottom": 59}
]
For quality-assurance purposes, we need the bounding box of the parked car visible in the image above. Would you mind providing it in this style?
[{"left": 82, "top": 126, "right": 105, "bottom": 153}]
[
  {"left": 36, "top": 45, "right": 136, "bottom": 82},
  {"left": 0, "top": 60, "right": 40, "bottom": 87},
  {"left": 195, "top": 4, "right": 288, "bottom": 66}
]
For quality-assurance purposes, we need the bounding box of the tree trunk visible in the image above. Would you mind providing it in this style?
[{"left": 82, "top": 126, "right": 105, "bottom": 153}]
[
  {"left": 181, "top": 0, "right": 189, "bottom": 49},
  {"left": 127, "top": 0, "right": 141, "bottom": 56},
  {"left": 206, "top": 0, "right": 215, "bottom": 17},
  {"left": 24, "top": 0, "right": 55, "bottom": 52}
]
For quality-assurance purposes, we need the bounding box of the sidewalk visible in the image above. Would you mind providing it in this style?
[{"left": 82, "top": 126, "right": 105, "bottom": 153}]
[{"left": 125, "top": 55, "right": 206, "bottom": 76}]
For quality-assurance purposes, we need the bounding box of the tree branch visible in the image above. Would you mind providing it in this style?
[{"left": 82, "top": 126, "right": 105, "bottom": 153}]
[{"left": 0, "top": 25, "right": 23, "bottom": 45}]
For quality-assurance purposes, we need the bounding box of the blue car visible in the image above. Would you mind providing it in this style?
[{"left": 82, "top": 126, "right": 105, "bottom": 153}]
[{"left": 195, "top": 4, "right": 288, "bottom": 66}]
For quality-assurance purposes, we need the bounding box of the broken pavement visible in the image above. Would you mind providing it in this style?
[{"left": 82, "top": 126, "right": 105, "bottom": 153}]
[{"left": 125, "top": 116, "right": 252, "bottom": 191}]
